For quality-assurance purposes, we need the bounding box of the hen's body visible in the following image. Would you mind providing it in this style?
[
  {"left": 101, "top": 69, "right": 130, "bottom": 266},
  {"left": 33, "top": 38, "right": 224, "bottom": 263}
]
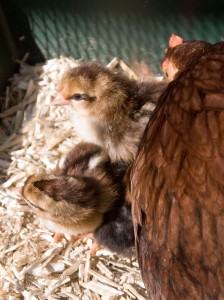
[{"left": 127, "top": 45, "right": 224, "bottom": 299}]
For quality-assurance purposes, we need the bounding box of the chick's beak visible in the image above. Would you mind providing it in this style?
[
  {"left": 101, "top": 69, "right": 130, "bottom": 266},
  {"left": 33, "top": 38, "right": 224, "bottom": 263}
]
[
  {"left": 52, "top": 93, "right": 70, "bottom": 106},
  {"left": 13, "top": 186, "right": 23, "bottom": 196}
]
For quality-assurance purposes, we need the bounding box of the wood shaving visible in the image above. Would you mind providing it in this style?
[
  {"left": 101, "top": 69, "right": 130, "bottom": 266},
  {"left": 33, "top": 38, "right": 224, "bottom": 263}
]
[{"left": 0, "top": 57, "right": 148, "bottom": 299}]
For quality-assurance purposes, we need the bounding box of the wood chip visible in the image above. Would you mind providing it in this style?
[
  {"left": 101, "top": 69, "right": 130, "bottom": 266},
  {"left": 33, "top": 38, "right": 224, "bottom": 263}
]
[
  {"left": 2, "top": 240, "right": 27, "bottom": 254},
  {"left": 96, "top": 261, "right": 114, "bottom": 280},
  {"left": 0, "top": 95, "right": 37, "bottom": 118},
  {"left": 45, "top": 277, "right": 71, "bottom": 296},
  {"left": 123, "top": 283, "right": 147, "bottom": 300},
  {"left": 89, "top": 270, "right": 122, "bottom": 289},
  {"left": 81, "top": 281, "right": 124, "bottom": 297},
  {"left": 58, "top": 292, "right": 80, "bottom": 300},
  {"left": 1, "top": 172, "right": 26, "bottom": 188},
  {"left": 62, "top": 262, "right": 80, "bottom": 276},
  {"left": 0, "top": 135, "right": 23, "bottom": 152},
  {"left": 20, "top": 245, "right": 63, "bottom": 276},
  {"left": 21, "top": 290, "right": 39, "bottom": 300}
]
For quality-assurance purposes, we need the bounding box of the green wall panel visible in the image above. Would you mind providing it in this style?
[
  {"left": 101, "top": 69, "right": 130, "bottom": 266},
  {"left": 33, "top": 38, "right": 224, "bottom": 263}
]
[{"left": 1, "top": 0, "right": 224, "bottom": 84}]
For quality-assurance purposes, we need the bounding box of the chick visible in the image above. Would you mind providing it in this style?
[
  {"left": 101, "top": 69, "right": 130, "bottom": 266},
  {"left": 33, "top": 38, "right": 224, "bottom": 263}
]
[
  {"left": 20, "top": 142, "right": 134, "bottom": 254},
  {"left": 94, "top": 201, "right": 134, "bottom": 255},
  {"left": 22, "top": 172, "right": 116, "bottom": 238},
  {"left": 162, "top": 33, "right": 211, "bottom": 81},
  {"left": 52, "top": 62, "right": 167, "bottom": 163}
]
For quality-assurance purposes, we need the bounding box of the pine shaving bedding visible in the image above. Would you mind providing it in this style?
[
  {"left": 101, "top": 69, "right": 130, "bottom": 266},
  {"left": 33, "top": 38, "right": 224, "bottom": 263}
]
[{"left": 0, "top": 57, "right": 148, "bottom": 299}]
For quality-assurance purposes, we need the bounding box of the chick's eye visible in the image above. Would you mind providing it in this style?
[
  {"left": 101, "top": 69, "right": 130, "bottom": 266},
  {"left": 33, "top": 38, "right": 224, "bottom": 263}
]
[
  {"left": 25, "top": 198, "right": 44, "bottom": 211},
  {"left": 71, "top": 93, "right": 86, "bottom": 101}
]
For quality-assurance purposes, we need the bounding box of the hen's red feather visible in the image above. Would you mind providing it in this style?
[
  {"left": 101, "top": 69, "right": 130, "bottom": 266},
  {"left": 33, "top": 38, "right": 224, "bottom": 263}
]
[{"left": 128, "top": 44, "right": 224, "bottom": 299}]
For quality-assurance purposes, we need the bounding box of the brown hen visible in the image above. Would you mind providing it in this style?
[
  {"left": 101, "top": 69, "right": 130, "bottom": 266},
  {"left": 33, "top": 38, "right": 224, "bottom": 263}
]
[
  {"left": 127, "top": 44, "right": 224, "bottom": 299},
  {"left": 161, "top": 33, "right": 211, "bottom": 81}
]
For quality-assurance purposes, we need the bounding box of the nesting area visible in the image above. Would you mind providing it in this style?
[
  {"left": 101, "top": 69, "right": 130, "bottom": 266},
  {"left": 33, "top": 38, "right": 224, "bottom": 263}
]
[{"left": 0, "top": 57, "right": 148, "bottom": 299}]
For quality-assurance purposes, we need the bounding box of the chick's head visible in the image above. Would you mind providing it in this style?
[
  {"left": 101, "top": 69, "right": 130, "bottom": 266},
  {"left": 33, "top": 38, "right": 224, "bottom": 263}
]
[
  {"left": 53, "top": 63, "right": 129, "bottom": 120},
  {"left": 21, "top": 172, "right": 118, "bottom": 234}
]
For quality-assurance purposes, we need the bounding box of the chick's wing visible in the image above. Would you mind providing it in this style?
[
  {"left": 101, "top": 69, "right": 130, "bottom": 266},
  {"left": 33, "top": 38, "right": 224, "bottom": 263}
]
[{"left": 128, "top": 49, "right": 224, "bottom": 299}]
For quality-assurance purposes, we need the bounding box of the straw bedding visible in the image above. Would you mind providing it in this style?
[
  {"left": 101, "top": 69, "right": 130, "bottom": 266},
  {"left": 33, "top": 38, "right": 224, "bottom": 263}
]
[{"left": 0, "top": 57, "right": 148, "bottom": 300}]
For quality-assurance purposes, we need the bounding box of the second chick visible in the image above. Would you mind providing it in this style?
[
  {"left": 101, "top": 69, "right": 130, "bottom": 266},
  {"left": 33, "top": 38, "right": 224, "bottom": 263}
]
[{"left": 20, "top": 142, "right": 134, "bottom": 255}]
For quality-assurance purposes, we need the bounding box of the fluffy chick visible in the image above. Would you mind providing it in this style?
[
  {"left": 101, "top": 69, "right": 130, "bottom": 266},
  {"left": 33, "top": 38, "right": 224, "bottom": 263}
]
[
  {"left": 22, "top": 172, "right": 116, "bottom": 237},
  {"left": 94, "top": 201, "right": 134, "bottom": 255},
  {"left": 53, "top": 62, "right": 167, "bottom": 163},
  {"left": 20, "top": 142, "right": 134, "bottom": 254}
]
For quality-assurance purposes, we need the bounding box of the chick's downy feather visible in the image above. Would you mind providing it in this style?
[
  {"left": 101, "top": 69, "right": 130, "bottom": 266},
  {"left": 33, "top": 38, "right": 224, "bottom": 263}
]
[
  {"left": 21, "top": 142, "right": 134, "bottom": 254},
  {"left": 22, "top": 143, "right": 119, "bottom": 235},
  {"left": 54, "top": 63, "right": 166, "bottom": 163},
  {"left": 127, "top": 45, "right": 224, "bottom": 299}
]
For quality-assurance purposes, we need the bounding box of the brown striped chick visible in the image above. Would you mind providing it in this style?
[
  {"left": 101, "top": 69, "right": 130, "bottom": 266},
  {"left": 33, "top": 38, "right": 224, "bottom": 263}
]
[
  {"left": 20, "top": 143, "right": 118, "bottom": 239},
  {"left": 52, "top": 62, "right": 167, "bottom": 163},
  {"left": 18, "top": 142, "right": 134, "bottom": 255}
]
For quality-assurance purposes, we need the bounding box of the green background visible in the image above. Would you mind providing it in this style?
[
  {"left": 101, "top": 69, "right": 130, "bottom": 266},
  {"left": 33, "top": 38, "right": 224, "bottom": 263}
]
[{"left": 0, "top": 0, "right": 224, "bottom": 90}]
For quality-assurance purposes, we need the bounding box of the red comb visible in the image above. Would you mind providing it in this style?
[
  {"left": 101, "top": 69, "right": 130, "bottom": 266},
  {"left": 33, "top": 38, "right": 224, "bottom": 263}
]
[{"left": 169, "top": 34, "right": 183, "bottom": 48}]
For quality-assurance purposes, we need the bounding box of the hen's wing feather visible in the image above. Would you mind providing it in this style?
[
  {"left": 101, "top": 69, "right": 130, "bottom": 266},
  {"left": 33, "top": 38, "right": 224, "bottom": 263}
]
[{"left": 129, "top": 48, "right": 224, "bottom": 299}]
